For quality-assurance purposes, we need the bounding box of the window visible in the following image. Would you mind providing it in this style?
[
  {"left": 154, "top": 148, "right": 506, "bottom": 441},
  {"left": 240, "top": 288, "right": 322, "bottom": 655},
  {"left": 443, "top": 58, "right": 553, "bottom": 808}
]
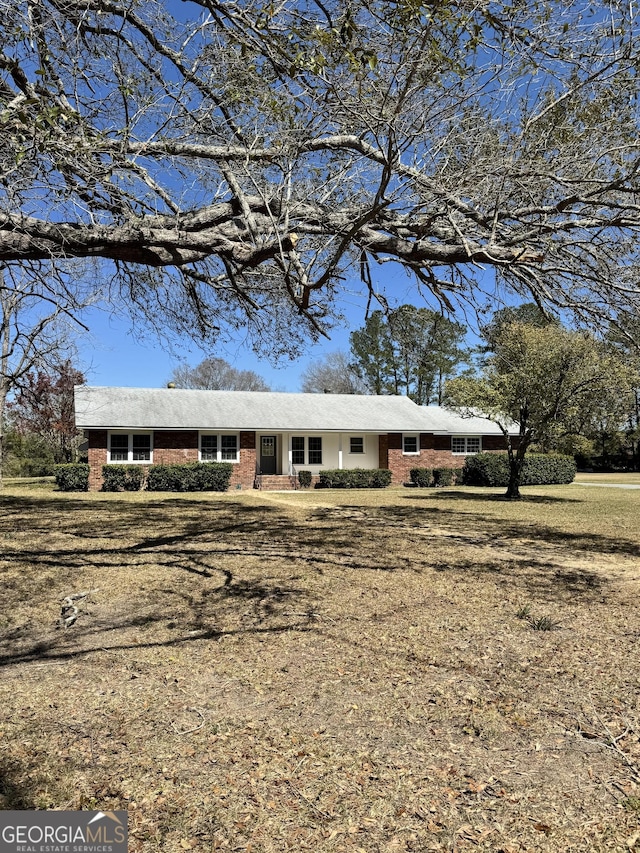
[
  {"left": 452, "top": 436, "right": 481, "bottom": 455},
  {"left": 221, "top": 435, "right": 238, "bottom": 461},
  {"left": 132, "top": 434, "right": 151, "bottom": 461},
  {"left": 109, "top": 434, "right": 129, "bottom": 462},
  {"left": 350, "top": 436, "right": 364, "bottom": 454},
  {"left": 200, "top": 433, "right": 239, "bottom": 462},
  {"left": 291, "top": 436, "right": 305, "bottom": 466},
  {"left": 108, "top": 432, "right": 152, "bottom": 463},
  {"left": 291, "top": 436, "right": 323, "bottom": 465},
  {"left": 201, "top": 434, "right": 218, "bottom": 462},
  {"left": 308, "top": 436, "right": 323, "bottom": 465},
  {"left": 403, "top": 435, "right": 419, "bottom": 455}
]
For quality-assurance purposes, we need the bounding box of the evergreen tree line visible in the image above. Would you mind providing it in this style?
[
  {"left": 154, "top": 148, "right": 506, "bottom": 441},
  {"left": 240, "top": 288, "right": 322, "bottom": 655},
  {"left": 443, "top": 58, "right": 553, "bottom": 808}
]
[{"left": 301, "top": 306, "right": 469, "bottom": 405}]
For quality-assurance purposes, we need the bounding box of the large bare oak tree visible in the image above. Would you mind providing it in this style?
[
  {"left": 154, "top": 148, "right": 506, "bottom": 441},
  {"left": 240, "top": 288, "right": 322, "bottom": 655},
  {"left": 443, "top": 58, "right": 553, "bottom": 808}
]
[
  {"left": 0, "top": 266, "right": 90, "bottom": 485},
  {"left": 2, "top": 0, "right": 640, "bottom": 353}
]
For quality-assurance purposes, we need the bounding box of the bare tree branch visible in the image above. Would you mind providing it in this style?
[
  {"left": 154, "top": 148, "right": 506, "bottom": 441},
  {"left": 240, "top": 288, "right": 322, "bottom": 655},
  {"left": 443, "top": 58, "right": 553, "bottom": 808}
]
[{"left": 2, "top": 0, "right": 640, "bottom": 352}]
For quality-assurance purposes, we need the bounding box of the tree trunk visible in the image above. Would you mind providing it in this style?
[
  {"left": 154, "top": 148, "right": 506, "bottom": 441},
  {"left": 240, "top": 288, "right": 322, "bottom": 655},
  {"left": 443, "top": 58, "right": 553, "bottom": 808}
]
[
  {"left": 504, "top": 429, "right": 530, "bottom": 500},
  {"left": 0, "top": 388, "right": 5, "bottom": 492},
  {"left": 505, "top": 462, "right": 522, "bottom": 499}
]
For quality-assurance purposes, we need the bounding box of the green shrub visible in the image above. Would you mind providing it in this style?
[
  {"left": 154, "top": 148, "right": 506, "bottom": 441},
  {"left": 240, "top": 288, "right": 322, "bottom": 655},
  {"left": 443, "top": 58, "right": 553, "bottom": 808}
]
[
  {"left": 317, "top": 469, "right": 351, "bottom": 488},
  {"left": 102, "top": 465, "right": 145, "bottom": 492},
  {"left": 318, "top": 468, "right": 392, "bottom": 488},
  {"left": 433, "top": 467, "right": 456, "bottom": 486},
  {"left": 522, "top": 453, "right": 577, "bottom": 485},
  {"left": 297, "top": 470, "right": 312, "bottom": 488},
  {"left": 368, "top": 469, "right": 393, "bottom": 488},
  {"left": 462, "top": 452, "right": 576, "bottom": 486},
  {"left": 462, "top": 453, "right": 509, "bottom": 486},
  {"left": 146, "top": 462, "right": 233, "bottom": 492},
  {"left": 54, "top": 463, "right": 89, "bottom": 492},
  {"left": 410, "top": 468, "right": 432, "bottom": 487}
]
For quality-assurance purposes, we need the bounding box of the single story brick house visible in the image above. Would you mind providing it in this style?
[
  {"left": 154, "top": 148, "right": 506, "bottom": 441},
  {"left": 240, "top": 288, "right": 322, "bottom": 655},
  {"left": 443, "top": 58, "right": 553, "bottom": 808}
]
[{"left": 74, "top": 386, "right": 515, "bottom": 491}]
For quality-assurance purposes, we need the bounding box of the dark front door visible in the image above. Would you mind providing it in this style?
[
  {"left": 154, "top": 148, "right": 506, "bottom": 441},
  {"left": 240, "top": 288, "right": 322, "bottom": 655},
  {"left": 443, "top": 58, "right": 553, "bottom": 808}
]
[{"left": 260, "top": 436, "right": 277, "bottom": 474}]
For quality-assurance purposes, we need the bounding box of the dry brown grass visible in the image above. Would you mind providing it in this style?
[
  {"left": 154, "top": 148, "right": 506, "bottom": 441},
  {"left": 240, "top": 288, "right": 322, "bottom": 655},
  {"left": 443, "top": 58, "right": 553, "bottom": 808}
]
[
  {"left": 1, "top": 481, "right": 639, "bottom": 852},
  {"left": 574, "top": 472, "right": 640, "bottom": 486}
]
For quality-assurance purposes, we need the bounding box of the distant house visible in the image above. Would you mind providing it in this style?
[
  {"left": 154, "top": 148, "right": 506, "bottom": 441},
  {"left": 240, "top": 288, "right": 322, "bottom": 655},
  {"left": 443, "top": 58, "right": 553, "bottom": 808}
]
[{"left": 74, "top": 386, "right": 514, "bottom": 491}]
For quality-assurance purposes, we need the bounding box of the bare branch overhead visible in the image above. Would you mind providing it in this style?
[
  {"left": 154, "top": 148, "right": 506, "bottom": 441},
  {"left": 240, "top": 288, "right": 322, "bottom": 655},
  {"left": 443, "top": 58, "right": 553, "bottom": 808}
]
[{"left": 2, "top": 0, "right": 640, "bottom": 351}]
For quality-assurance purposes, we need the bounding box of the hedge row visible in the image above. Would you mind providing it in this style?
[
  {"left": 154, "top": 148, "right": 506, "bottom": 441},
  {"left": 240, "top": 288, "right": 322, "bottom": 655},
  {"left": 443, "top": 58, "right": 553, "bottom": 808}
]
[
  {"left": 409, "top": 467, "right": 459, "bottom": 487},
  {"left": 54, "top": 464, "right": 90, "bottom": 491},
  {"left": 102, "top": 465, "right": 145, "bottom": 492},
  {"left": 462, "top": 453, "right": 576, "bottom": 486},
  {"left": 146, "top": 462, "right": 233, "bottom": 492},
  {"left": 54, "top": 462, "right": 234, "bottom": 492},
  {"left": 318, "top": 468, "right": 392, "bottom": 488},
  {"left": 53, "top": 454, "right": 576, "bottom": 493}
]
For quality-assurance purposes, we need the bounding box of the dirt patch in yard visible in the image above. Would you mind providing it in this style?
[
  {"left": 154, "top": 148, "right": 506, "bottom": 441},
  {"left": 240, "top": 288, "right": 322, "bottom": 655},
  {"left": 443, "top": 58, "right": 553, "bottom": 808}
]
[{"left": 0, "top": 484, "right": 639, "bottom": 852}]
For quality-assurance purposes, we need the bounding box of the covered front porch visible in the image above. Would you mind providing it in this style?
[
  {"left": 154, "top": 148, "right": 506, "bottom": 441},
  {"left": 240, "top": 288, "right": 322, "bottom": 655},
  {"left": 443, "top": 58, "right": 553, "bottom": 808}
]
[{"left": 254, "top": 431, "right": 382, "bottom": 487}]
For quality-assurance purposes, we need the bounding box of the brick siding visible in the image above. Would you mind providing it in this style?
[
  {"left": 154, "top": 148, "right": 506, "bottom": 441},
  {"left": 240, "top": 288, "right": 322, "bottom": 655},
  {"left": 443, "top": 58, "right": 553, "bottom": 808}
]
[
  {"left": 85, "top": 428, "right": 512, "bottom": 491},
  {"left": 230, "top": 431, "right": 257, "bottom": 489},
  {"left": 385, "top": 433, "right": 451, "bottom": 485},
  {"left": 87, "top": 430, "right": 108, "bottom": 491},
  {"left": 385, "top": 432, "right": 510, "bottom": 485},
  {"left": 86, "top": 429, "right": 259, "bottom": 491},
  {"left": 152, "top": 430, "right": 199, "bottom": 466}
]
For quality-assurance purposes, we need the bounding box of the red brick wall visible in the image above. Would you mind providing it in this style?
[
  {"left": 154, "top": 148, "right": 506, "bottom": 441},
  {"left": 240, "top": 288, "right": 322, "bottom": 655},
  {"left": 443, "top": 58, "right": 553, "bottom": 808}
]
[
  {"left": 153, "top": 431, "right": 198, "bottom": 464},
  {"left": 229, "top": 431, "right": 257, "bottom": 489},
  {"left": 85, "top": 428, "right": 512, "bottom": 491},
  {"left": 388, "top": 447, "right": 463, "bottom": 485},
  {"left": 87, "top": 430, "right": 108, "bottom": 491},
  {"left": 385, "top": 432, "right": 510, "bottom": 485},
  {"left": 86, "top": 429, "right": 259, "bottom": 491}
]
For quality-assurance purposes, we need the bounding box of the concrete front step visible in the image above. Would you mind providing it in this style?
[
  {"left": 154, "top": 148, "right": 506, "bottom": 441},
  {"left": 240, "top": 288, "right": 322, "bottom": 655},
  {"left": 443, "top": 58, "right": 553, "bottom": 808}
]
[{"left": 256, "top": 474, "right": 297, "bottom": 491}]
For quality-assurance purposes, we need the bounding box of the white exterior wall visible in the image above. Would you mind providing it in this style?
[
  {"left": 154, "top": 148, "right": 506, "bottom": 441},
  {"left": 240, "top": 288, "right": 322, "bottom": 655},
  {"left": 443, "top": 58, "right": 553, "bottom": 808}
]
[
  {"left": 275, "top": 432, "right": 380, "bottom": 474},
  {"left": 341, "top": 433, "right": 379, "bottom": 470}
]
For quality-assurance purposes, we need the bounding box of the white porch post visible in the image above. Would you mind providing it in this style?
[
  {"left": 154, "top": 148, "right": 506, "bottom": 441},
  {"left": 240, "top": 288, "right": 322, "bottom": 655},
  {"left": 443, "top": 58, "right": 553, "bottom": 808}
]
[
  {"left": 338, "top": 433, "right": 343, "bottom": 469},
  {"left": 287, "top": 433, "right": 293, "bottom": 475}
]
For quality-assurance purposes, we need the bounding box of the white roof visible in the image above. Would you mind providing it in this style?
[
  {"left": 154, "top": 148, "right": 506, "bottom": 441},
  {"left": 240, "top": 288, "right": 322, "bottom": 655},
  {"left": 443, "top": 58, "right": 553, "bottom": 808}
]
[
  {"left": 74, "top": 387, "right": 510, "bottom": 434},
  {"left": 416, "top": 406, "right": 513, "bottom": 435}
]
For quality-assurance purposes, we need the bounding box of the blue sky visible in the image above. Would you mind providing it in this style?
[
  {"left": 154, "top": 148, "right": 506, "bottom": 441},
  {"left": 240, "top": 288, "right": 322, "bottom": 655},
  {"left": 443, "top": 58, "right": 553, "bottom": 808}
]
[
  {"left": 77, "top": 303, "right": 355, "bottom": 391},
  {"left": 75, "top": 268, "right": 440, "bottom": 392}
]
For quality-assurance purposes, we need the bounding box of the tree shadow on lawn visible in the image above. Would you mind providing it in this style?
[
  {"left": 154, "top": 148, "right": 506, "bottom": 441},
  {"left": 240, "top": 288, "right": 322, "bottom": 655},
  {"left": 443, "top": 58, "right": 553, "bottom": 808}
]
[
  {"left": 0, "top": 492, "right": 413, "bottom": 593},
  {"left": 0, "top": 493, "right": 282, "bottom": 538},
  {"left": 0, "top": 493, "right": 326, "bottom": 667},
  {"left": 390, "top": 498, "right": 640, "bottom": 558},
  {"left": 431, "top": 554, "right": 605, "bottom": 601},
  {"left": 0, "top": 491, "right": 630, "bottom": 669},
  {"left": 0, "top": 571, "right": 317, "bottom": 669},
  {"left": 0, "top": 757, "right": 37, "bottom": 809},
  {"left": 406, "top": 489, "right": 583, "bottom": 504},
  {"left": 310, "top": 501, "right": 609, "bottom": 597}
]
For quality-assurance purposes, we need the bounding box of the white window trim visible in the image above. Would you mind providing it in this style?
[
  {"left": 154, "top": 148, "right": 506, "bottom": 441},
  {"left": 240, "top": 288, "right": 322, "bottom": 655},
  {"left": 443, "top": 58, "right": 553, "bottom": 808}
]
[
  {"left": 107, "top": 431, "right": 153, "bottom": 464},
  {"left": 349, "top": 435, "right": 365, "bottom": 454},
  {"left": 291, "top": 435, "right": 323, "bottom": 466},
  {"left": 307, "top": 435, "right": 323, "bottom": 466},
  {"left": 199, "top": 431, "right": 240, "bottom": 463},
  {"left": 402, "top": 434, "right": 420, "bottom": 455},
  {"left": 291, "top": 436, "right": 306, "bottom": 466},
  {"left": 452, "top": 436, "right": 482, "bottom": 455}
]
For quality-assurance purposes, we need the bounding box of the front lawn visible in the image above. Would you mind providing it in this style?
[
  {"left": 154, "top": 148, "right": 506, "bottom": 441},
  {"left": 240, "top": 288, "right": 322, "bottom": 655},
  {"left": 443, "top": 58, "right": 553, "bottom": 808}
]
[{"left": 1, "top": 483, "right": 638, "bottom": 851}]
